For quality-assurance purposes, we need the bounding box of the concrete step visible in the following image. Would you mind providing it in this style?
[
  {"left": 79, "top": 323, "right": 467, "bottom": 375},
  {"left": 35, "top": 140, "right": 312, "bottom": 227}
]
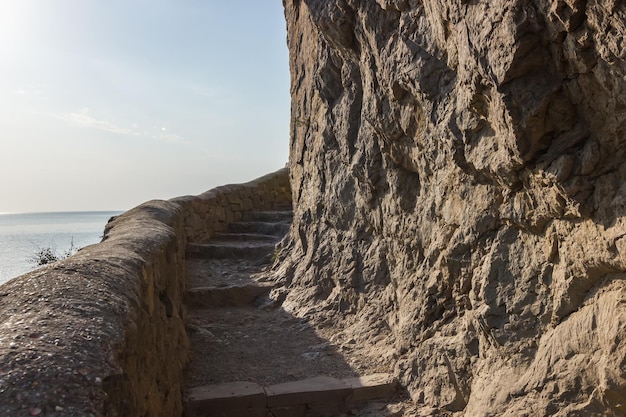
[
  {"left": 243, "top": 210, "right": 294, "bottom": 223},
  {"left": 213, "top": 232, "right": 279, "bottom": 243},
  {"left": 228, "top": 221, "right": 290, "bottom": 237},
  {"left": 186, "top": 241, "right": 277, "bottom": 260},
  {"left": 186, "top": 284, "right": 273, "bottom": 309},
  {"left": 184, "top": 374, "right": 397, "bottom": 417}
]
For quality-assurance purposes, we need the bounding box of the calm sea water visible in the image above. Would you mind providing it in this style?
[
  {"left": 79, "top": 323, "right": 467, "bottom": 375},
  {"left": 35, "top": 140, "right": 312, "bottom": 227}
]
[{"left": 0, "top": 211, "right": 122, "bottom": 285}]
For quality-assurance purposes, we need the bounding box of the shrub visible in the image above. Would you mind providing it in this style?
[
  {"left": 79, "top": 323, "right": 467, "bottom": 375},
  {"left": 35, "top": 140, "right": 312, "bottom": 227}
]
[{"left": 30, "top": 239, "right": 80, "bottom": 266}]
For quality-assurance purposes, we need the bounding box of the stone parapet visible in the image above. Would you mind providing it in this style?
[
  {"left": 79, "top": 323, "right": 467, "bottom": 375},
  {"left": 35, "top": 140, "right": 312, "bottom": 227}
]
[
  {"left": 171, "top": 167, "right": 291, "bottom": 243},
  {"left": 0, "top": 168, "right": 291, "bottom": 417},
  {"left": 0, "top": 200, "right": 189, "bottom": 417}
]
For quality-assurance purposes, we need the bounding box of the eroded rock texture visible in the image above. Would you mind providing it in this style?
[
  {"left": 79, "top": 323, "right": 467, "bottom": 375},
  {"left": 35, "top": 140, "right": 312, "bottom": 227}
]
[{"left": 276, "top": 0, "right": 626, "bottom": 415}]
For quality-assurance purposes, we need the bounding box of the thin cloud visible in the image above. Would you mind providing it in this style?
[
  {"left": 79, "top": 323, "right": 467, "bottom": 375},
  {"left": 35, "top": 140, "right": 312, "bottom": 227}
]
[
  {"left": 56, "top": 108, "right": 188, "bottom": 144},
  {"left": 58, "top": 108, "right": 141, "bottom": 137}
]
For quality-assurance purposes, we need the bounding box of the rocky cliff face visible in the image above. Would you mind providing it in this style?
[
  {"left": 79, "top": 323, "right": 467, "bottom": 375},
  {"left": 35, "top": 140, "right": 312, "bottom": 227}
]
[{"left": 276, "top": 0, "right": 626, "bottom": 415}]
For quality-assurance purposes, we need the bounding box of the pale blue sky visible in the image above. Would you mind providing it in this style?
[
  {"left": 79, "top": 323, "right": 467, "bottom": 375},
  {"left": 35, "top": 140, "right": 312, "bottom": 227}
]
[{"left": 0, "top": 0, "right": 290, "bottom": 213}]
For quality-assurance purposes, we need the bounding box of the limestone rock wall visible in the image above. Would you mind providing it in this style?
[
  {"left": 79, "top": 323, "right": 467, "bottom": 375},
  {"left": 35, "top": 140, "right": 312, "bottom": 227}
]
[
  {"left": 277, "top": 1, "right": 626, "bottom": 415},
  {"left": 0, "top": 168, "right": 290, "bottom": 416}
]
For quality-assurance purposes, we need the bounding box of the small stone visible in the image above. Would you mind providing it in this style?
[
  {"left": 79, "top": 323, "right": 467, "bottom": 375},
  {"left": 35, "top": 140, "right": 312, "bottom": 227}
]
[
  {"left": 78, "top": 367, "right": 91, "bottom": 376},
  {"left": 55, "top": 406, "right": 65, "bottom": 411},
  {"left": 301, "top": 351, "right": 320, "bottom": 360},
  {"left": 29, "top": 407, "right": 42, "bottom": 416},
  {"left": 310, "top": 342, "right": 329, "bottom": 351}
]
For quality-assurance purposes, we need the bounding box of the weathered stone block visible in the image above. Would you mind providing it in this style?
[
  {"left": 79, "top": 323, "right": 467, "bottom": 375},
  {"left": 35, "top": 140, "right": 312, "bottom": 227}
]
[
  {"left": 243, "top": 198, "right": 254, "bottom": 211},
  {"left": 185, "top": 284, "right": 272, "bottom": 308},
  {"left": 186, "top": 382, "right": 266, "bottom": 416},
  {"left": 343, "top": 373, "right": 397, "bottom": 402},
  {"left": 265, "top": 376, "right": 351, "bottom": 407}
]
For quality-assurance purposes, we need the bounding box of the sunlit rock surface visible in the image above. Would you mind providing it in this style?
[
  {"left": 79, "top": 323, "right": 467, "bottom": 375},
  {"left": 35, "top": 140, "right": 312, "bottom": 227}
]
[{"left": 276, "top": 0, "right": 626, "bottom": 414}]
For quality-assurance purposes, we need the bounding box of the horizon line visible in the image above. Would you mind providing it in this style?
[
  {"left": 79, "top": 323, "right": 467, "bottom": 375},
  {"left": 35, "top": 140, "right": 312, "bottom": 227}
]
[{"left": 0, "top": 209, "right": 125, "bottom": 215}]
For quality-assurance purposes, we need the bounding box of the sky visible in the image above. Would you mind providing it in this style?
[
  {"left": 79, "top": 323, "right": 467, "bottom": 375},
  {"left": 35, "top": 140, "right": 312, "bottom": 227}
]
[{"left": 0, "top": 0, "right": 291, "bottom": 213}]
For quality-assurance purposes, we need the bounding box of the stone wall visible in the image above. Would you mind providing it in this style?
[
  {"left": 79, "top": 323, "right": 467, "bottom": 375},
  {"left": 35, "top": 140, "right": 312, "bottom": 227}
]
[
  {"left": 172, "top": 167, "right": 292, "bottom": 243},
  {"left": 0, "top": 168, "right": 291, "bottom": 417},
  {"left": 277, "top": 1, "right": 626, "bottom": 415}
]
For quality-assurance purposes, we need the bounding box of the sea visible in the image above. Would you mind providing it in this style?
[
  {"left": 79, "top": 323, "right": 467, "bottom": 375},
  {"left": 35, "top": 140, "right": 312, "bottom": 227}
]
[{"left": 0, "top": 211, "right": 122, "bottom": 286}]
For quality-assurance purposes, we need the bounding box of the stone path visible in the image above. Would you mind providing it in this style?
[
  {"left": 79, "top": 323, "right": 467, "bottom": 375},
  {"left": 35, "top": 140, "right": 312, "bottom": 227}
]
[{"left": 182, "top": 209, "right": 411, "bottom": 417}]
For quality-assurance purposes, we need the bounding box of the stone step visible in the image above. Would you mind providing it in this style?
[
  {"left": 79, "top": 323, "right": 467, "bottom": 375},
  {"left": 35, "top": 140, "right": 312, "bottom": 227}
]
[
  {"left": 228, "top": 221, "right": 290, "bottom": 237},
  {"left": 184, "top": 374, "right": 397, "bottom": 417},
  {"left": 185, "top": 382, "right": 266, "bottom": 417},
  {"left": 243, "top": 210, "right": 294, "bottom": 223},
  {"left": 185, "top": 284, "right": 273, "bottom": 308},
  {"left": 186, "top": 241, "right": 277, "bottom": 260},
  {"left": 213, "top": 232, "right": 280, "bottom": 243}
]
